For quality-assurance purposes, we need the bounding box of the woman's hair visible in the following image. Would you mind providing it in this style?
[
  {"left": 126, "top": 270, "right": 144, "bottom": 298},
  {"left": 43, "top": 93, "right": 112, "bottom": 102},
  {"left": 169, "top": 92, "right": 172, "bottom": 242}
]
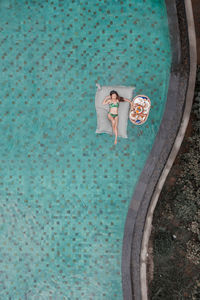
[{"left": 110, "top": 90, "right": 124, "bottom": 102}]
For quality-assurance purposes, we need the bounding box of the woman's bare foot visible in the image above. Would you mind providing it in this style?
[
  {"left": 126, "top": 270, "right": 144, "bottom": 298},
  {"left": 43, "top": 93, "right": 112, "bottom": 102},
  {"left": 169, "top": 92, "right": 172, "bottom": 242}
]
[{"left": 114, "top": 139, "right": 117, "bottom": 145}]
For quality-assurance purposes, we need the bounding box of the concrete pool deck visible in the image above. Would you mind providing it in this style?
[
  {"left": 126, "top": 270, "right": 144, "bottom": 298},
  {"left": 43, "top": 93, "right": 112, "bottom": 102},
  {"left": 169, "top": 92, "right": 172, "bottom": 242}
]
[{"left": 121, "top": 1, "right": 197, "bottom": 299}]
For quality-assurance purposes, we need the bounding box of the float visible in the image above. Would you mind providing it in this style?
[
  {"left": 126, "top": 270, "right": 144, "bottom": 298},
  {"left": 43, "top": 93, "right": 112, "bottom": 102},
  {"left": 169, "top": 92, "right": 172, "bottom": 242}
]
[{"left": 129, "top": 95, "right": 151, "bottom": 125}]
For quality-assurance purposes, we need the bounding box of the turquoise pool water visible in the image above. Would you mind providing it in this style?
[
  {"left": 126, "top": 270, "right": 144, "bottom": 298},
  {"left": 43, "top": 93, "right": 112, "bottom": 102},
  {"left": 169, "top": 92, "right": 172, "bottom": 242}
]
[{"left": 0, "top": 0, "right": 171, "bottom": 299}]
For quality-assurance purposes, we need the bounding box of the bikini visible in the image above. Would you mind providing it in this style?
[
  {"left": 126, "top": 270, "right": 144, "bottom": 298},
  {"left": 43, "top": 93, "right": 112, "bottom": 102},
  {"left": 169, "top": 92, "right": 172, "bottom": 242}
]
[{"left": 109, "top": 102, "right": 119, "bottom": 118}]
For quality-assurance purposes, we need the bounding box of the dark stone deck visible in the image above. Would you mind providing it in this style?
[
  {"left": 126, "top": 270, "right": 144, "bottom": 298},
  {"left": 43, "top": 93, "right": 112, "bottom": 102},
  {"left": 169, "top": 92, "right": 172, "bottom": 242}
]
[{"left": 122, "top": 1, "right": 197, "bottom": 299}]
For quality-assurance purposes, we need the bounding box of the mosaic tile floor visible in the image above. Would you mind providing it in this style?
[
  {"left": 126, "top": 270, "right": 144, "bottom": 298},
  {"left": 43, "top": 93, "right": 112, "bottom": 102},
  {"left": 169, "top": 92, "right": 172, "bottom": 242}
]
[{"left": 0, "top": 0, "right": 171, "bottom": 299}]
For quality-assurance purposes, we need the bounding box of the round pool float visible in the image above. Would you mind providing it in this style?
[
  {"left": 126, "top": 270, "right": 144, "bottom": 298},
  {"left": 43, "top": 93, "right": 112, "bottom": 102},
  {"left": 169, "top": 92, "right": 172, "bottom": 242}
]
[{"left": 129, "top": 95, "right": 151, "bottom": 125}]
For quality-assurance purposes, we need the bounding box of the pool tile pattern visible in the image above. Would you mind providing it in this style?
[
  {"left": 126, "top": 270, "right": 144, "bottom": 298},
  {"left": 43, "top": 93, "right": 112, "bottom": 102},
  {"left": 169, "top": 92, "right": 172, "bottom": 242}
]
[{"left": 0, "top": 0, "right": 171, "bottom": 299}]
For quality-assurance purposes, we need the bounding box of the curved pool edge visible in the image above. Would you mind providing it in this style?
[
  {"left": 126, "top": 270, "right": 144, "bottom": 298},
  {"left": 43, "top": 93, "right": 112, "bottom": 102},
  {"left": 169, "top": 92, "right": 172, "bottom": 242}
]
[
  {"left": 140, "top": 1, "right": 197, "bottom": 299},
  {"left": 121, "top": 1, "right": 197, "bottom": 299}
]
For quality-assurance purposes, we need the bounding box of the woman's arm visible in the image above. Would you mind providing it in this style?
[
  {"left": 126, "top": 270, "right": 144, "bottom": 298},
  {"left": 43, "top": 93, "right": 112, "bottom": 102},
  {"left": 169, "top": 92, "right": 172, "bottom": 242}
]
[
  {"left": 123, "top": 98, "right": 132, "bottom": 104},
  {"left": 102, "top": 95, "right": 111, "bottom": 105},
  {"left": 123, "top": 98, "right": 134, "bottom": 108}
]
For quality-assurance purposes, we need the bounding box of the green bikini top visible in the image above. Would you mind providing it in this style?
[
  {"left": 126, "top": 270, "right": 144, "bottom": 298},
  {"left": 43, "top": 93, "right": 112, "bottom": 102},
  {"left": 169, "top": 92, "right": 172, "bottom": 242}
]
[{"left": 109, "top": 102, "right": 119, "bottom": 108}]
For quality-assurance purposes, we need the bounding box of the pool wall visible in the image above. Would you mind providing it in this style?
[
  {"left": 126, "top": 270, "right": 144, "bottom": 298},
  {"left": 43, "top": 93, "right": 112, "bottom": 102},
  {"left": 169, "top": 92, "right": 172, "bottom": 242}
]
[{"left": 121, "top": 0, "right": 197, "bottom": 299}]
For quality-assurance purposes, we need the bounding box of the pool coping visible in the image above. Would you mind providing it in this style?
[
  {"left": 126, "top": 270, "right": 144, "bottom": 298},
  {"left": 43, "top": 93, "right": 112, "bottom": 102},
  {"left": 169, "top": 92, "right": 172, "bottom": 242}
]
[{"left": 121, "top": 1, "right": 197, "bottom": 299}]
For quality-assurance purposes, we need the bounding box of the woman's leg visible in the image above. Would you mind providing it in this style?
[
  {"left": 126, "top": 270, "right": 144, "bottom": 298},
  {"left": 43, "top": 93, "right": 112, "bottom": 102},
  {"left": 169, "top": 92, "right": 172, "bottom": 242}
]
[
  {"left": 108, "top": 113, "right": 116, "bottom": 142},
  {"left": 108, "top": 113, "right": 118, "bottom": 145},
  {"left": 113, "top": 116, "right": 118, "bottom": 144}
]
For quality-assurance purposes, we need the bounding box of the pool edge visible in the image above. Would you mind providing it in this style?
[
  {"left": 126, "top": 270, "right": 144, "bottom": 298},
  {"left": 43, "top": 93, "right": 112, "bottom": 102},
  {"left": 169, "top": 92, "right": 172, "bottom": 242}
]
[{"left": 121, "top": 1, "right": 197, "bottom": 299}]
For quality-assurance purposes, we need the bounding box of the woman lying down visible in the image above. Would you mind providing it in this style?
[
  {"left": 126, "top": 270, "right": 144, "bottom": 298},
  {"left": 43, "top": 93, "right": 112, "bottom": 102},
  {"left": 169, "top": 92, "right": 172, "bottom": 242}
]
[{"left": 102, "top": 90, "right": 133, "bottom": 145}]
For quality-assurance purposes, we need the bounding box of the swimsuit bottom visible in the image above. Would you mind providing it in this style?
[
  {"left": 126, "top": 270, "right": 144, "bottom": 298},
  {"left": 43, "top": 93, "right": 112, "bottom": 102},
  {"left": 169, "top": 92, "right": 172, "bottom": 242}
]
[{"left": 109, "top": 112, "right": 118, "bottom": 118}]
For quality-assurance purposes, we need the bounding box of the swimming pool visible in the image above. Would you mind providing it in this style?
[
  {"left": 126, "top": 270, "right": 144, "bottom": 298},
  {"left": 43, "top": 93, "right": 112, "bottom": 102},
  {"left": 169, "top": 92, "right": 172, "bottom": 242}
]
[{"left": 0, "top": 0, "right": 171, "bottom": 299}]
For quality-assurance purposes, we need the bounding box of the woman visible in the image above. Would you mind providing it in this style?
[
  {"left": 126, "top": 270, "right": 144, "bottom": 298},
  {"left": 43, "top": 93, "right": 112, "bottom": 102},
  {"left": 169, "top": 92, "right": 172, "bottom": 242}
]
[{"left": 102, "top": 90, "right": 133, "bottom": 145}]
